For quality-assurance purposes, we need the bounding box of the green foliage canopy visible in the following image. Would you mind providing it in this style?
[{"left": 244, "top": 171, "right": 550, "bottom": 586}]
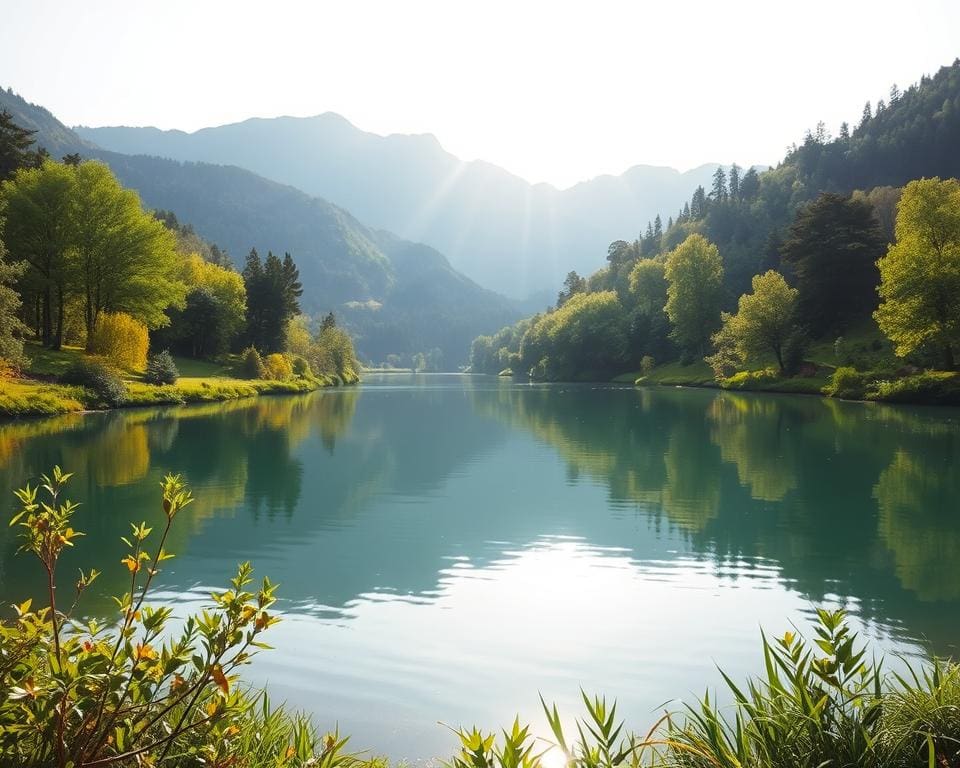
[
  {"left": 875, "top": 177, "right": 960, "bottom": 369},
  {"left": 664, "top": 234, "right": 724, "bottom": 358}
]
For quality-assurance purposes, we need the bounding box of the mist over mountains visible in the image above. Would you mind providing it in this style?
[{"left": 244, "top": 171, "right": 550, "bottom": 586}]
[
  {"left": 0, "top": 87, "right": 520, "bottom": 365},
  {"left": 76, "top": 116, "right": 731, "bottom": 297}
]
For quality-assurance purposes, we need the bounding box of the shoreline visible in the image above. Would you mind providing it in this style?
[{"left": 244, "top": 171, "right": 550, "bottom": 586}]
[{"left": 0, "top": 373, "right": 359, "bottom": 421}]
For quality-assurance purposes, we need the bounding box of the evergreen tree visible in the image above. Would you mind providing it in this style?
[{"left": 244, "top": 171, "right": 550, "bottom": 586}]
[
  {"left": 557, "top": 270, "right": 587, "bottom": 307},
  {"left": 728, "top": 164, "right": 741, "bottom": 199},
  {"left": 710, "top": 167, "right": 728, "bottom": 202},
  {"left": 780, "top": 193, "right": 885, "bottom": 336},
  {"left": 691, "top": 186, "right": 707, "bottom": 218},
  {"left": 242, "top": 248, "right": 303, "bottom": 352},
  {"left": 739, "top": 168, "right": 760, "bottom": 200},
  {"left": 858, "top": 101, "right": 872, "bottom": 132},
  {"left": 838, "top": 122, "right": 850, "bottom": 141},
  {"left": 0, "top": 110, "right": 37, "bottom": 181}
]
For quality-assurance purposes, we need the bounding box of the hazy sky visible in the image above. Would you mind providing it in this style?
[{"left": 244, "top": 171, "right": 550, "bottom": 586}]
[{"left": 2, "top": 0, "right": 958, "bottom": 188}]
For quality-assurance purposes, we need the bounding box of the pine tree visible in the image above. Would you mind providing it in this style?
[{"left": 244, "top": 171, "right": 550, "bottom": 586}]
[
  {"left": 0, "top": 110, "right": 37, "bottom": 180},
  {"left": 729, "top": 164, "right": 741, "bottom": 199},
  {"left": 838, "top": 122, "right": 850, "bottom": 141},
  {"left": 858, "top": 101, "right": 872, "bottom": 132},
  {"left": 710, "top": 167, "right": 727, "bottom": 202}
]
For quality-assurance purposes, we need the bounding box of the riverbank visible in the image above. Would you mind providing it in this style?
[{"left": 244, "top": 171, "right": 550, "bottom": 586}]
[
  {"left": 611, "top": 360, "right": 960, "bottom": 406},
  {"left": 0, "top": 344, "right": 358, "bottom": 419}
]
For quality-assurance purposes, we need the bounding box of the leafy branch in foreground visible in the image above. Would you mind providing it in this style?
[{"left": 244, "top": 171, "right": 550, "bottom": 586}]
[{"left": 0, "top": 467, "right": 367, "bottom": 768}]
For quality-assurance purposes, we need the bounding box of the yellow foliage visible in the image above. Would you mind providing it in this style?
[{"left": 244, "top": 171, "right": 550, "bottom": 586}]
[
  {"left": 262, "top": 353, "right": 293, "bottom": 381},
  {"left": 284, "top": 315, "right": 313, "bottom": 357},
  {"left": 89, "top": 312, "right": 149, "bottom": 371}
]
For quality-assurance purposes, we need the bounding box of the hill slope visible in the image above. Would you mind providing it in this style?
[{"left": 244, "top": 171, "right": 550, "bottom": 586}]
[
  {"left": 76, "top": 115, "right": 732, "bottom": 297},
  {"left": 0, "top": 88, "right": 520, "bottom": 365}
]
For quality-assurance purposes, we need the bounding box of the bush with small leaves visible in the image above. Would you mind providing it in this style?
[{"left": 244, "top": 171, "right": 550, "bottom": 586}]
[
  {"left": 61, "top": 357, "right": 126, "bottom": 406},
  {"left": 263, "top": 352, "right": 293, "bottom": 381},
  {"left": 88, "top": 312, "right": 149, "bottom": 371},
  {"left": 0, "top": 468, "right": 292, "bottom": 768},
  {"left": 823, "top": 366, "right": 869, "bottom": 400},
  {"left": 239, "top": 346, "right": 266, "bottom": 379},
  {"left": 143, "top": 349, "right": 180, "bottom": 385},
  {"left": 291, "top": 355, "right": 312, "bottom": 378}
]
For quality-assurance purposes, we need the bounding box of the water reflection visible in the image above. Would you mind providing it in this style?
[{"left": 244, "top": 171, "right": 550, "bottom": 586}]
[{"left": 1, "top": 376, "right": 959, "bottom": 760}]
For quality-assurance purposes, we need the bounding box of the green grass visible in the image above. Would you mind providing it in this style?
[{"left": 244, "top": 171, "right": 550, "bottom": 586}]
[
  {"left": 2, "top": 343, "right": 355, "bottom": 419},
  {"left": 22, "top": 341, "right": 85, "bottom": 377},
  {"left": 0, "top": 380, "right": 86, "bottom": 417},
  {"left": 617, "top": 360, "right": 717, "bottom": 387}
]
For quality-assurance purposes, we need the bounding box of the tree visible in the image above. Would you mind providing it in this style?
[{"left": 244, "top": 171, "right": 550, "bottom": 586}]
[
  {"left": 175, "top": 252, "right": 246, "bottom": 353},
  {"left": 557, "top": 270, "right": 586, "bottom": 307},
  {"left": 780, "top": 192, "right": 885, "bottom": 336},
  {"left": 875, "top": 178, "right": 960, "bottom": 369},
  {"left": 729, "top": 164, "right": 741, "bottom": 199},
  {"left": 519, "top": 291, "right": 629, "bottom": 380},
  {"left": 713, "top": 270, "right": 800, "bottom": 373},
  {"left": 858, "top": 101, "right": 872, "bottom": 132},
  {"left": 1, "top": 161, "right": 75, "bottom": 348},
  {"left": 0, "top": 233, "right": 28, "bottom": 370},
  {"left": 664, "top": 234, "right": 725, "bottom": 358},
  {"left": 691, "top": 186, "right": 707, "bottom": 218},
  {"left": 739, "top": 168, "right": 760, "bottom": 200},
  {"left": 710, "top": 167, "right": 727, "bottom": 202},
  {"left": 70, "top": 161, "right": 184, "bottom": 347},
  {"left": 0, "top": 110, "right": 38, "bottom": 181},
  {"left": 628, "top": 258, "right": 667, "bottom": 316},
  {"left": 242, "top": 249, "right": 303, "bottom": 352}
]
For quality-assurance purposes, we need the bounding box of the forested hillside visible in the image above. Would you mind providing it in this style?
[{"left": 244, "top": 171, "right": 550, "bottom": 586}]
[
  {"left": 471, "top": 59, "right": 960, "bottom": 397},
  {"left": 77, "top": 114, "right": 732, "bottom": 298},
  {"left": 0, "top": 88, "right": 519, "bottom": 366}
]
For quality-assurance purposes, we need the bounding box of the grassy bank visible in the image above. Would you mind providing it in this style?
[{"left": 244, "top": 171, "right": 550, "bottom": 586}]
[
  {"left": 614, "top": 322, "right": 960, "bottom": 406},
  {"left": 0, "top": 343, "right": 357, "bottom": 419}
]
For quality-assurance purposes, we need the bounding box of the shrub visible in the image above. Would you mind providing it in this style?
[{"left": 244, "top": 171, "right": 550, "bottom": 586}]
[
  {"left": 639, "top": 355, "right": 656, "bottom": 376},
  {"left": 782, "top": 329, "right": 809, "bottom": 375},
  {"left": 452, "top": 610, "right": 960, "bottom": 768},
  {"left": 263, "top": 352, "right": 293, "bottom": 380},
  {"left": 721, "top": 367, "right": 779, "bottom": 389},
  {"left": 291, "top": 354, "right": 312, "bottom": 378},
  {"left": 868, "top": 371, "right": 960, "bottom": 405},
  {"left": 143, "top": 349, "right": 180, "bottom": 385},
  {"left": 239, "top": 346, "right": 266, "bottom": 379},
  {"left": 61, "top": 357, "right": 126, "bottom": 406},
  {"left": 0, "top": 468, "right": 295, "bottom": 767},
  {"left": 823, "top": 365, "right": 868, "bottom": 399},
  {"left": 88, "top": 311, "right": 149, "bottom": 371}
]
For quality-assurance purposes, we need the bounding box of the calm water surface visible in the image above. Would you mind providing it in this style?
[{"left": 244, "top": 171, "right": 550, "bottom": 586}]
[{"left": 1, "top": 374, "right": 959, "bottom": 760}]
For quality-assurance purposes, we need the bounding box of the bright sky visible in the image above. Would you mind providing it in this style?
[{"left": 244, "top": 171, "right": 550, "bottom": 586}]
[{"left": 2, "top": 0, "right": 958, "bottom": 188}]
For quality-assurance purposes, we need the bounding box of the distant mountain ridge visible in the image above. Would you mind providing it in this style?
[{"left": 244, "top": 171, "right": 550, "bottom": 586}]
[
  {"left": 76, "top": 115, "right": 739, "bottom": 297},
  {"left": 0, "top": 87, "right": 521, "bottom": 366}
]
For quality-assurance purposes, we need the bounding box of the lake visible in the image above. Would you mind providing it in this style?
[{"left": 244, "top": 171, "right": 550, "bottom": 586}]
[{"left": 1, "top": 374, "right": 959, "bottom": 761}]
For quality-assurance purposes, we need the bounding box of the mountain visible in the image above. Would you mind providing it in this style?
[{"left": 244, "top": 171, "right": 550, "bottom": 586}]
[
  {"left": 0, "top": 88, "right": 520, "bottom": 366},
  {"left": 76, "top": 115, "right": 732, "bottom": 298}
]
